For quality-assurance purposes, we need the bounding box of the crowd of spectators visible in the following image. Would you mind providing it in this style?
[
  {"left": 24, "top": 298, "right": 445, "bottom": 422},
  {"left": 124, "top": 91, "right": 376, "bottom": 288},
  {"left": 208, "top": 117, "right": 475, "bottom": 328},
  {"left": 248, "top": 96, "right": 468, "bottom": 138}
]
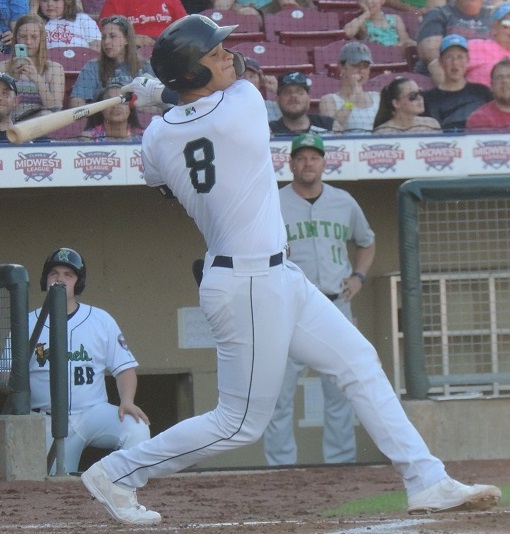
[{"left": 1, "top": 0, "right": 510, "bottom": 141}]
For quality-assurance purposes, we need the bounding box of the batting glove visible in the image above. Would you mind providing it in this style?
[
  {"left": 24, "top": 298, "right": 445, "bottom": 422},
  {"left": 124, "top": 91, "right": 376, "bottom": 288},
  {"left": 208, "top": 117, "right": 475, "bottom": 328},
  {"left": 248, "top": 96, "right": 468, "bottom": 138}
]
[{"left": 121, "top": 75, "right": 165, "bottom": 108}]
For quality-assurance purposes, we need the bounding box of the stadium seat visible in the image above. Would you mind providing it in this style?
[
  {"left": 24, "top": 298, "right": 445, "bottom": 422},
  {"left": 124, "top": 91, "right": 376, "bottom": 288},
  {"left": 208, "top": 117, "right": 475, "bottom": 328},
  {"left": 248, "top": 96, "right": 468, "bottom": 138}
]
[
  {"left": 316, "top": 0, "right": 360, "bottom": 14},
  {"left": 363, "top": 71, "right": 434, "bottom": 92},
  {"left": 397, "top": 11, "right": 422, "bottom": 41},
  {"left": 337, "top": 9, "right": 364, "bottom": 28},
  {"left": 278, "top": 30, "right": 347, "bottom": 54},
  {"left": 307, "top": 73, "right": 339, "bottom": 114},
  {"left": 48, "top": 47, "right": 99, "bottom": 109},
  {"left": 137, "top": 45, "right": 153, "bottom": 60},
  {"left": 48, "top": 46, "right": 98, "bottom": 73},
  {"left": 48, "top": 118, "right": 86, "bottom": 140},
  {"left": 200, "top": 9, "right": 265, "bottom": 44},
  {"left": 312, "top": 40, "right": 348, "bottom": 76},
  {"left": 263, "top": 7, "right": 340, "bottom": 42},
  {"left": 313, "top": 40, "right": 409, "bottom": 78},
  {"left": 81, "top": 0, "right": 105, "bottom": 20},
  {"left": 363, "top": 42, "right": 410, "bottom": 76},
  {"left": 231, "top": 41, "right": 314, "bottom": 76}
]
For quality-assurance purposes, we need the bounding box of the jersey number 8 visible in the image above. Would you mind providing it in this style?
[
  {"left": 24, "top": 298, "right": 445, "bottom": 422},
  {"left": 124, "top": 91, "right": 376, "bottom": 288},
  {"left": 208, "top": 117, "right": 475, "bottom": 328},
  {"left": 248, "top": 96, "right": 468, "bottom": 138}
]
[{"left": 184, "top": 138, "right": 216, "bottom": 193}]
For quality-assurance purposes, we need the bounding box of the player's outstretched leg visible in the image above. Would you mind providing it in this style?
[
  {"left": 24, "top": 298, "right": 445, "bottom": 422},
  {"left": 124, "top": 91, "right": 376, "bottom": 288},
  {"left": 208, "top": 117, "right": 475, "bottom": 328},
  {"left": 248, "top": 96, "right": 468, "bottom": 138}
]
[
  {"left": 81, "top": 462, "right": 161, "bottom": 525},
  {"left": 407, "top": 477, "right": 501, "bottom": 514}
]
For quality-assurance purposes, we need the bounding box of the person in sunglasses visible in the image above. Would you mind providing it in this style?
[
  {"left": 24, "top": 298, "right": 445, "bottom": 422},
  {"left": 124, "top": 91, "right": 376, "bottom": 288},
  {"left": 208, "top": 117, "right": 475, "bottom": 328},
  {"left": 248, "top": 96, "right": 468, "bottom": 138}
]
[
  {"left": 373, "top": 76, "right": 441, "bottom": 134},
  {"left": 423, "top": 34, "right": 492, "bottom": 133},
  {"left": 269, "top": 71, "right": 339, "bottom": 135}
]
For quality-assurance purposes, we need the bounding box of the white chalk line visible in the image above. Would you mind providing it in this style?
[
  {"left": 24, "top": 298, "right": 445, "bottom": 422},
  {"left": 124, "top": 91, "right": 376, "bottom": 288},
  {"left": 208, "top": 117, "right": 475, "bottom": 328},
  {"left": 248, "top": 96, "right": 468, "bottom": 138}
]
[{"left": 0, "top": 512, "right": 507, "bottom": 533}]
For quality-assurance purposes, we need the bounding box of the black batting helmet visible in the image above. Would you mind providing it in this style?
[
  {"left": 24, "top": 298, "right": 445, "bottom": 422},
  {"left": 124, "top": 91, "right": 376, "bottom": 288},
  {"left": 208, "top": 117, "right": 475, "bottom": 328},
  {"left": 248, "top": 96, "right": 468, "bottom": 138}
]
[
  {"left": 40, "top": 247, "right": 86, "bottom": 295},
  {"left": 151, "top": 14, "right": 238, "bottom": 91}
]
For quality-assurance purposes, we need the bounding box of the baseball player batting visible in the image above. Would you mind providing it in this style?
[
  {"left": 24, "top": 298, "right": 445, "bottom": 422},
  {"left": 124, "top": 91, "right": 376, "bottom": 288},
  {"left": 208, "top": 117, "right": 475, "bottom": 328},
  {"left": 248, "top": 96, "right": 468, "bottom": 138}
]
[{"left": 81, "top": 14, "right": 501, "bottom": 526}]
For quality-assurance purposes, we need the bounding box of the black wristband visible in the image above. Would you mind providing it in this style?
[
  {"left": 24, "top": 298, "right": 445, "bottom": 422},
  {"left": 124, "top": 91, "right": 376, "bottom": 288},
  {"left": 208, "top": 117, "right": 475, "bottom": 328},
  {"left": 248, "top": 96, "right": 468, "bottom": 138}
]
[{"left": 352, "top": 271, "right": 366, "bottom": 284}]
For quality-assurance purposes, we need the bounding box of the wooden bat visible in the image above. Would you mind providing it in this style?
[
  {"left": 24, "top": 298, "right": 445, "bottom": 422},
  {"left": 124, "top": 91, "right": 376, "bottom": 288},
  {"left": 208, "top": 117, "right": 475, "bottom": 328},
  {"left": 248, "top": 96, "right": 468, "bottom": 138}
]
[{"left": 7, "top": 93, "right": 133, "bottom": 144}]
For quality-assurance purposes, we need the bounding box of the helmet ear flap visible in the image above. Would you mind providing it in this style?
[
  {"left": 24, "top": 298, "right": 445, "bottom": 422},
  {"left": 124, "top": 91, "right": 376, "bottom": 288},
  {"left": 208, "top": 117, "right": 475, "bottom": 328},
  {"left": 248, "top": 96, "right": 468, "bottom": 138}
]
[
  {"left": 227, "top": 50, "right": 246, "bottom": 77},
  {"left": 184, "top": 64, "right": 212, "bottom": 89}
]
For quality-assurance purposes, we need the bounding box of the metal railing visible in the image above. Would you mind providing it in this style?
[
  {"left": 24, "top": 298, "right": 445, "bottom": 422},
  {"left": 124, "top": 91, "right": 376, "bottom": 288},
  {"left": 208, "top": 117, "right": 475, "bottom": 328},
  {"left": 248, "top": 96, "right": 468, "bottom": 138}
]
[{"left": 1, "top": 265, "right": 69, "bottom": 475}]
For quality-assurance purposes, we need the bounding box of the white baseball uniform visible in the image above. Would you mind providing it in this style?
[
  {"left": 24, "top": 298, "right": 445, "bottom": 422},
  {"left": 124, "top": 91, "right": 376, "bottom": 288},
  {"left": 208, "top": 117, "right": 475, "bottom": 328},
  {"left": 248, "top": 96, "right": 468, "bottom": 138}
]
[
  {"left": 264, "top": 183, "right": 375, "bottom": 465},
  {"left": 29, "top": 303, "right": 150, "bottom": 473},
  {"left": 100, "top": 79, "right": 447, "bottom": 497}
]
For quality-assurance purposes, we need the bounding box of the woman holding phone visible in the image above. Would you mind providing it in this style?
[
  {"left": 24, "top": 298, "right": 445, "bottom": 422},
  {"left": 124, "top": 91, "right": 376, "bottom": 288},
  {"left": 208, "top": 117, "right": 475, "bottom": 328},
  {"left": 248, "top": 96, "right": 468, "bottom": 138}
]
[{"left": 0, "top": 12, "right": 64, "bottom": 120}]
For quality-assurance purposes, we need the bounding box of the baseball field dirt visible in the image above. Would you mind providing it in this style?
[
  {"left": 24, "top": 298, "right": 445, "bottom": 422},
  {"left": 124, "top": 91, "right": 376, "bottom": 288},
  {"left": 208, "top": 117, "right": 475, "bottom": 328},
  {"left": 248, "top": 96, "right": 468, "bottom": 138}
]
[{"left": 0, "top": 459, "right": 508, "bottom": 533}]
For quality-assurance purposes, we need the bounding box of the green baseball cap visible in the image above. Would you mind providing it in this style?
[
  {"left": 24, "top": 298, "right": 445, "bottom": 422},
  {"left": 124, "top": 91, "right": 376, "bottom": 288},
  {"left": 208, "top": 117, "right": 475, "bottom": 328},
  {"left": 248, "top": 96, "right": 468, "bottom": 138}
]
[{"left": 290, "top": 133, "right": 325, "bottom": 157}]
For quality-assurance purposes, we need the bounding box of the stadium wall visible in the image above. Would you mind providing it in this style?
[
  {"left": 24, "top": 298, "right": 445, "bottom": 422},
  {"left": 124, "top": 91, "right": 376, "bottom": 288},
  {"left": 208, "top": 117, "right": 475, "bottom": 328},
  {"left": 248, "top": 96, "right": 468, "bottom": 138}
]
[{"left": 1, "top": 133, "right": 508, "bottom": 468}]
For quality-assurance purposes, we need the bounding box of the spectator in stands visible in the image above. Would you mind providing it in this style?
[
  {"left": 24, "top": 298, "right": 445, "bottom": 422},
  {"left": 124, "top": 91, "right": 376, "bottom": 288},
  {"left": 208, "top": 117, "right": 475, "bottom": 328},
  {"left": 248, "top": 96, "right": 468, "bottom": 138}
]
[
  {"left": 269, "top": 70, "right": 338, "bottom": 135},
  {"left": 0, "top": 71, "right": 17, "bottom": 141},
  {"left": 416, "top": 0, "right": 492, "bottom": 85},
  {"left": 241, "top": 57, "right": 281, "bottom": 122},
  {"left": 212, "top": 0, "right": 314, "bottom": 23},
  {"left": 98, "top": 0, "right": 187, "bottom": 48},
  {"left": 69, "top": 15, "right": 154, "bottom": 108},
  {"left": 0, "top": 0, "right": 29, "bottom": 55},
  {"left": 373, "top": 75, "right": 442, "bottom": 133},
  {"left": 80, "top": 79, "right": 142, "bottom": 141},
  {"left": 319, "top": 42, "right": 380, "bottom": 135},
  {"left": 423, "top": 34, "right": 492, "bottom": 131},
  {"left": 466, "top": 57, "right": 510, "bottom": 131},
  {"left": 37, "top": 0, "right": 101, "bottom": 51},
  {"left": 466, "top": 3, "right": 510, "bottom": 87},
  {"left": 0, "top": 13, "right": 64, "bottom": 120},
  {"left": 344, "top": 0, "right": 416, "bottom": 48}
]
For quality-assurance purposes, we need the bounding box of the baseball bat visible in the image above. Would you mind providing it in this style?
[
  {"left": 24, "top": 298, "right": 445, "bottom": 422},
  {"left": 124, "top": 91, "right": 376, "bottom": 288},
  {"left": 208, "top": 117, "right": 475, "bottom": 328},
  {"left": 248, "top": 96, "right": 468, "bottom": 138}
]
[{"left": 7, "top": 93, "right": 133, "bottom": 144}]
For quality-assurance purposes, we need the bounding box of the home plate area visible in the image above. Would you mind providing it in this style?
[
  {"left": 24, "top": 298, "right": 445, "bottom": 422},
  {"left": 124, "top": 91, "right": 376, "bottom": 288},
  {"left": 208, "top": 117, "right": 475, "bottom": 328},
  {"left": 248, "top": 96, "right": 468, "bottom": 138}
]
[{"left": 0, "top": 460, "right": 507, "bottom": 534}]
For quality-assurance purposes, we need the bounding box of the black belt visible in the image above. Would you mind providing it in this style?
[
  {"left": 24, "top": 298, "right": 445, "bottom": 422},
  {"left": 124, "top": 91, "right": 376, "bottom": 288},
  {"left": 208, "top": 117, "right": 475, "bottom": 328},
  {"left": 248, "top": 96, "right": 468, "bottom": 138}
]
[
  {"left": 212, "top": 252, "right": 283, "bottom": 268},
  {"left": 325, "top": 293, "right": 339, "bottom": 301}
]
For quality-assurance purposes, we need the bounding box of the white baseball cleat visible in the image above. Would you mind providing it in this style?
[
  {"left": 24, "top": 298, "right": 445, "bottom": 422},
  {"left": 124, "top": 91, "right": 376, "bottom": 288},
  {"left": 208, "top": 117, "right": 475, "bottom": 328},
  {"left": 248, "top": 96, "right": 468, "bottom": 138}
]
[
  {"left": 81, "top": 461, "right": 161, "bottom": 525},
  {"left": 407, "top": 477, "right": 501, "bottom": 514}
]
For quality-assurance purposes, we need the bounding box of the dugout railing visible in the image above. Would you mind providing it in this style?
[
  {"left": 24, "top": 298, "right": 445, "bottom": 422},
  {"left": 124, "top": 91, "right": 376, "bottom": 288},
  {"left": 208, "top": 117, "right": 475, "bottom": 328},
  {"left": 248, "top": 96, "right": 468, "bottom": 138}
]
[
  {"left": 398, "top": 176, "right": 510, "bottom": 399},
  {"left": 0, "top": 268, "right": 69, "bottom": 475}
]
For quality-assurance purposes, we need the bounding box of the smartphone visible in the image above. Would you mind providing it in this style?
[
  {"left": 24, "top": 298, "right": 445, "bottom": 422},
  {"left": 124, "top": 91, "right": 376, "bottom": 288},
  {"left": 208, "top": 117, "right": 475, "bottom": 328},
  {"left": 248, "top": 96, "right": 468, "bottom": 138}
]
[{"left": 14, "top": 44, "right": 28, "bottom": 58}]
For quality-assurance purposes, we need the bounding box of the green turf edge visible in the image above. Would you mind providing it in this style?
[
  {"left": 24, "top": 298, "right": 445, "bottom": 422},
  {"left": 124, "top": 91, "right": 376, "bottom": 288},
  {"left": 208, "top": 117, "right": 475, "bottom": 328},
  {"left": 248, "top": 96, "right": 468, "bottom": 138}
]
[{"left": 321, "top": 484, "right": 510, "bottom": 517}]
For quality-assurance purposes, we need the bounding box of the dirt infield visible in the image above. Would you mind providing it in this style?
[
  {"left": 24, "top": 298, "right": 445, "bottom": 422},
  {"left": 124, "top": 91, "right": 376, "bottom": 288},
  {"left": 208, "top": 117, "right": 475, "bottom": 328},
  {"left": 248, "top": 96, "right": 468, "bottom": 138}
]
[{"left": 0, "top": 459, "right": 508, "bottom": 534}]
